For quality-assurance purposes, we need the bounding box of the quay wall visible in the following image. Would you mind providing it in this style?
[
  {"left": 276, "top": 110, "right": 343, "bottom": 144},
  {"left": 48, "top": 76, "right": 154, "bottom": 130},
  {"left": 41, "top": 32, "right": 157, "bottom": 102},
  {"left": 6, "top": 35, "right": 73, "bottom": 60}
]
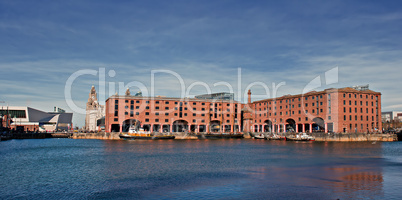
[
  {"left": 276, "top": 132, "right": 397, "bottom": 142},
  {"left": 71, "top": 132, "right": 397, "bottom": 142},
  {"left": 71, "top": 132, "right": 120, "bottom": 140}
]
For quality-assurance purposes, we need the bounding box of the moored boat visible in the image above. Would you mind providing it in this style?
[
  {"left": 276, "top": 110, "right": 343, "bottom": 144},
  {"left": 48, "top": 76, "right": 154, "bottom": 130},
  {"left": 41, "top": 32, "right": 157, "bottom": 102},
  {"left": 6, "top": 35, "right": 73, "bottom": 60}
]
[
  {"left": 285, "top": 133, "right": 315, "bottom": 141},
  {"left": 119, "top": 126, "right": 175, "bottom": 140},
  {"left": 197, "top": 132, "right": 244, "bottom": 139},
  {"left": 253, "top": 133, "right": 266, "bottom": 139}
]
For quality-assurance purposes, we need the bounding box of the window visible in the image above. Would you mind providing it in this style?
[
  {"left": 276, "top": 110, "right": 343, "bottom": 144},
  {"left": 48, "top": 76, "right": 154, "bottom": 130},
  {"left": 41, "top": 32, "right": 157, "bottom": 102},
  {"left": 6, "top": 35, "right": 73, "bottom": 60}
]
[
  {"left": 146, "top": 101, "right": 149, "bottom": 104},
  {"left": 145, "top": 119, "right": 149, "bottom": 122},
  {"left": 136, "top": 100, "right": 139, "bottom": 103},
  {"left": 165, "top": 101, "right": 169, "bottom": 104},
  {"left": 155, "top": 112, "right": 159, "bottom": 116},
  {"left": 124, "top": 112, "right": 128, "bottom": 115},
  {"left": 165, "top": 113, "right": 169, "bottom": 116},
  {"left": 155, "top": 119, "right": 159, "bottom": 122},
  {"left": 156, "top": 106, "right": 159, "bottom": 110},
  {"left": 115, "top": 100, "right": 118, "bottom": 104},
  {"left": 136, "top": 112, "right": 139, "bottom": 115},
  {"left": 146, "top": 106, "right": 149, "bottom": 109},
  {"left": 114, "top": 118, "right": 118, "bottom": 122},
  {"left": 156, "top": 101, "right": 159, "bottom": 104},
  {"left": 145, "top": 112, "right": 149, "bottom": 115},
  {"left": 165, "top": 119, "right": 169, "bottom": 122},
  {"left": 125, "top": 100, "right": 128, "bottom": 103},
  {"left": 131, "top": 100, "right": 134, "bottom": 104}
]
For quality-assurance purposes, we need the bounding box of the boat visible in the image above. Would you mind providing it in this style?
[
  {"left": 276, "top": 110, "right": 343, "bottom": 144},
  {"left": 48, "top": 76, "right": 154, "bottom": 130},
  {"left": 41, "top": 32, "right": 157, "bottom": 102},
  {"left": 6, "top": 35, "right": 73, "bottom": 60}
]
[
  {"left": 119, "top": 126, "right": 175, "bottom": 140},
  {"left": 266, "top": 134, "right": 284, "bottom": 140},
  {"left": 197, "top": 132, "right": 244, "bottom": 139},
  {"left": 285, "top": 133, "right": 315, "bottom": 141},
  {"left": 253, "top": 133, "right": 266, "bottom": 139}
]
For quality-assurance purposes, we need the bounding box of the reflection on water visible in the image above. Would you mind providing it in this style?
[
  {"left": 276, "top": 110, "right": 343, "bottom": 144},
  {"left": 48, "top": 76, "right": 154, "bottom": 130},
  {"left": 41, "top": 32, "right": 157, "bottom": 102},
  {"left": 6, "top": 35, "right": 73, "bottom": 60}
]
[{"left": 1, "top": 139, "right": 401, "bottom": 199}]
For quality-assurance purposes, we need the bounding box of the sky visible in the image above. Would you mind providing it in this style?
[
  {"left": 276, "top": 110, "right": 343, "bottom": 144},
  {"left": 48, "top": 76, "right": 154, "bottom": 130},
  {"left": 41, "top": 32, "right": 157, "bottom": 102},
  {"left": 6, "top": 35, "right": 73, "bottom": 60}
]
[{"left": 0, "top": 0, "right": 401, "bottom": 127}]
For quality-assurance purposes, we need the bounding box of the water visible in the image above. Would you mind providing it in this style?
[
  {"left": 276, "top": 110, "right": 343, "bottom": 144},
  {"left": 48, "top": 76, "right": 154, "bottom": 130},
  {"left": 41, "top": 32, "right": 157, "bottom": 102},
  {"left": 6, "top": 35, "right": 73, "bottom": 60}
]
[{"left": 1, "top": 139, "right": 402, "bottom": 200}]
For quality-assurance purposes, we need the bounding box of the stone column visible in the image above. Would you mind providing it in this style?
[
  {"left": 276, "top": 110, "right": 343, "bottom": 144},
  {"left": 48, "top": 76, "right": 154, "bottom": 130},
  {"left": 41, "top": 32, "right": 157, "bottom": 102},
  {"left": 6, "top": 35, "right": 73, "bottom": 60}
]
[
  {"left": 302, "top": 124, "right": 305, "bottom": 133},
  {"left": 309, "top": 123, "right": 313, "bottom": 133},
  {"left": 325, "top": 123, "right": 328, "bottom": 133},
  {"left": 296, "top": 124, "right": 299, "bottom": 132},
  {"left": 283, "top": 124, "right": 286, "bottom": 133}
]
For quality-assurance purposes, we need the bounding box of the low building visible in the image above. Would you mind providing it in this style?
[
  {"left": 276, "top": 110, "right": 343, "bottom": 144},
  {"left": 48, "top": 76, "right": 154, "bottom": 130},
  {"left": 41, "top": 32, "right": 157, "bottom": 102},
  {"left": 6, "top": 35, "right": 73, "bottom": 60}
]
[
  {"left": 0, "top": 106, "right": 73, "bottom": 132},
  {"left": 195, "top": 92, "right": 234, "bottom": 101},
  {"left": 381, "top": 111, "right": 402, "bottom": 123}
]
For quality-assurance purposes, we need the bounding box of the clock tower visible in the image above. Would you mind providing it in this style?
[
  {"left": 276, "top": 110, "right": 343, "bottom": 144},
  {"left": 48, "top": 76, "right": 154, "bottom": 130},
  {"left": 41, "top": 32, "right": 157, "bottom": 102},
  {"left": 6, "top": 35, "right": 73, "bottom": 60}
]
[{"left": 85, "top": 86, "right": 105, "bottom": 131}]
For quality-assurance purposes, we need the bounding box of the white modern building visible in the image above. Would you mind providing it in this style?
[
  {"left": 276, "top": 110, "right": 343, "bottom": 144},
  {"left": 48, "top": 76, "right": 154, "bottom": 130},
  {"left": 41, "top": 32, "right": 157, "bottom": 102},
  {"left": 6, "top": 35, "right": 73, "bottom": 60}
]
[
  {"left": 382, "top": 111, "right": 402, "bottom": 123},
  {"left": 0, "top": 106, "right": 73, "bottom": 132}
]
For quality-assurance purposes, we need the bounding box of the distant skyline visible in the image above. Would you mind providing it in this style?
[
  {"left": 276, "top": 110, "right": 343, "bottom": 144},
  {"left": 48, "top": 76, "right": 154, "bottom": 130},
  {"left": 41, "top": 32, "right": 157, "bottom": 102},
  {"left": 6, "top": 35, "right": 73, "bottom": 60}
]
[{"left": 1, "top": 0, "right": 401, "bottom": 127}]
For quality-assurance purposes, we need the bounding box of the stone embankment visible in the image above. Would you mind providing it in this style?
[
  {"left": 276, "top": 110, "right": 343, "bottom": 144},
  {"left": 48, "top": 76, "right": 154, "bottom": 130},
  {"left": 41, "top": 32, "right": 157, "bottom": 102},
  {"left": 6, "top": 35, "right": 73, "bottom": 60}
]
[
  {"left": 277, "top": 132, "right": 397, "bottom": 142},
  {"left": 71, "top": 132, "right": 120, "bottom": 140}
]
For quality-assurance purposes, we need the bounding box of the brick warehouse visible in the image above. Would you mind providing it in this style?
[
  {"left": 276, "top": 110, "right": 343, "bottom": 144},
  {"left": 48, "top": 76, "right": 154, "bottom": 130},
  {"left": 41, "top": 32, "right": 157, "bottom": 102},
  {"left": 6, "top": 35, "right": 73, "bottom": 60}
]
[
  {"left": 105, "top": 89, "right": 243, "bottom": 133},
  {"left": 103, "top": 86, "right": 382, "bottom": 134},
  {"left": 249, "top": 86, "right": 382, "bottom": 133}
]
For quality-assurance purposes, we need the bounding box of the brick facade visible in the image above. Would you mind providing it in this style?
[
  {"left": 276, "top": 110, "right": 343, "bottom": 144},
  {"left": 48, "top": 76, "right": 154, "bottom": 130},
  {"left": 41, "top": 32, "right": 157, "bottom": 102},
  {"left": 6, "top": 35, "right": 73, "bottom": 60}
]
[
  {"left": 105, "top": 95, "right": 243, "bottom": 133},
  {"left": 105, "top": 87, "right": 382, "bottom": 134},
  {"left": 250, "top": 87, "right": 381, "bottom": 133}
]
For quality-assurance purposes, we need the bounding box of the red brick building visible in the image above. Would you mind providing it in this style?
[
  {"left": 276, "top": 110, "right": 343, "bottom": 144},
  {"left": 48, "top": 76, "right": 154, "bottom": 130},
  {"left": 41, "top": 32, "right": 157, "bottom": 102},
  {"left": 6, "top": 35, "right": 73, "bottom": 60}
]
[
  {"left": 105, "top": 87, "right": 382, "bottom": 134},
  {"left": 249, "top": 87, "right": 382, "bottom": 133},
  {"left": 105, "top": 90, "right": 243, "bottom": 133}
]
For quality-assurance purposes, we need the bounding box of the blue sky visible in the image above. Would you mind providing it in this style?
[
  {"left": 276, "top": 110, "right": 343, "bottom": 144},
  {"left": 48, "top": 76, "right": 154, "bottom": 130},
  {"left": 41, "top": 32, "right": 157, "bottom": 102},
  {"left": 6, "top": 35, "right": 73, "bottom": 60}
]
[{"left": 1, "top": 0, "right": 401, "bottom": 127}]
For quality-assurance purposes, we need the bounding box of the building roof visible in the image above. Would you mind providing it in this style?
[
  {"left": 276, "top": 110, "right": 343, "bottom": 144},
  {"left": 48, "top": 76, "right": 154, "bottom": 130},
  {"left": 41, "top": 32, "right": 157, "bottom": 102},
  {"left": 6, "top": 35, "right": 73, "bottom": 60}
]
[
  {"left": 252, "top": 87, "right": 381, "bottom": 103},
  {"left": 106, "top": 95, "right": 240, "bottom": 103}
]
